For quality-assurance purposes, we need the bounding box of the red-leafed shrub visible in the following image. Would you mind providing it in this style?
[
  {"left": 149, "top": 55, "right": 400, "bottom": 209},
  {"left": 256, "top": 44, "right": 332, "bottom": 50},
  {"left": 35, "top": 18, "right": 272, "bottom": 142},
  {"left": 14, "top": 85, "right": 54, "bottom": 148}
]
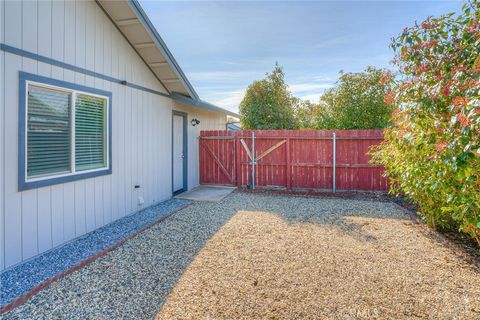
[{"left": 371, "top": 1, "right": 480, "bottom": 244}]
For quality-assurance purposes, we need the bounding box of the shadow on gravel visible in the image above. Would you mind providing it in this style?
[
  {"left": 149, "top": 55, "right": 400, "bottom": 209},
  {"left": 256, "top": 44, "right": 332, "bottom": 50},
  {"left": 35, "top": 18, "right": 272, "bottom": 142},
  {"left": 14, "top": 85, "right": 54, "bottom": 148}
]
[{"left": 3, "top": 195, "right": 243, "bottom": 319}]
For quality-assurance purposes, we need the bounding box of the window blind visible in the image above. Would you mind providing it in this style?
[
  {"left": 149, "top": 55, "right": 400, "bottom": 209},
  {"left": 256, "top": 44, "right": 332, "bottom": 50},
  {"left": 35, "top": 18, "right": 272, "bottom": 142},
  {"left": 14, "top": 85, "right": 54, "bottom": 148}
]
[
  {"left": 27, "top": 86, "right": 71, "bottom": 177},
  {"left": 75, "top": 94, "right": 107, "bottom": 171}
]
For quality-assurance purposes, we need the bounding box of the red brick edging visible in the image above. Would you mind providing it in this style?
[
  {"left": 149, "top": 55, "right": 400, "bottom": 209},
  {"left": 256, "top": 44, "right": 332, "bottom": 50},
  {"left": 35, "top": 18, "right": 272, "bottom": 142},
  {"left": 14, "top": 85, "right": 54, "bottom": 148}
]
[{"left": 0, "top": 203, "right": 191, "bottom": 315}]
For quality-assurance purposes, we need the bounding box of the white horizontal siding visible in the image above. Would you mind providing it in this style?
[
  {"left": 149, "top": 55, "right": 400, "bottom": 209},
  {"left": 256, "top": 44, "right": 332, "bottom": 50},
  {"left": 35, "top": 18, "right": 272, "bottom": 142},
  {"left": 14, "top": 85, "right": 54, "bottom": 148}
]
[{"left": 0, "top": 0, "right": 226, "bottom": 271}]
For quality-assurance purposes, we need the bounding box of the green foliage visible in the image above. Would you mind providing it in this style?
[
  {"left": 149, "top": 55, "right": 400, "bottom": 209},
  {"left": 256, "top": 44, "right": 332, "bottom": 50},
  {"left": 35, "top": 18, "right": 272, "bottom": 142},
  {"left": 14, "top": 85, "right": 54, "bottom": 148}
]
[
  {"left": 239, "top": 64, "right": 394, "bottom": 130},
  {"left": 293, "top": 99, "right": 317, "bottom": 129},
  {"left": 371, "top": 1, "right": 480, "bottom": 244},
  {"left": 315, "top": 67, "right": 395, "bottom": 130},
  {"left": 239, "top": 63, "right": 297, "bottom": 129}
]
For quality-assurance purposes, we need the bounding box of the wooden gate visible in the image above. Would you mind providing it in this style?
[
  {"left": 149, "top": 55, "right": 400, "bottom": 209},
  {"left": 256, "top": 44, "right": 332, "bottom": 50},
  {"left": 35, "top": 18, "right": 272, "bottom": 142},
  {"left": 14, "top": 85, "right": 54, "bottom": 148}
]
[
  {"left": 199, "top": 130, "right": 388, "bottom": 191},
  {"left": 199, "top": 131, "right": 236, "bottom": 185}
]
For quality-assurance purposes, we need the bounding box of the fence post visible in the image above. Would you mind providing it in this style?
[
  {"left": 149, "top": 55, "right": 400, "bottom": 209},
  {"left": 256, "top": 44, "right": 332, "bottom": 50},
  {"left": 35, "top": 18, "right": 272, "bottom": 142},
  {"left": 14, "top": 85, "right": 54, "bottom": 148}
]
[
  {"left": 199, "top": 135, "right": 203, "bottom": 185},
  {"left": 286, "top": 138, "right": 291, "bottom": 191},
  {"left": 251, "top": 131, "right": 255, "bottom": 189},
  {"left": 235, "top": 132, "right": 241, "bottom": 188},
  {"left": 332, "top": 132, "right": 336, "bottom": 192}
]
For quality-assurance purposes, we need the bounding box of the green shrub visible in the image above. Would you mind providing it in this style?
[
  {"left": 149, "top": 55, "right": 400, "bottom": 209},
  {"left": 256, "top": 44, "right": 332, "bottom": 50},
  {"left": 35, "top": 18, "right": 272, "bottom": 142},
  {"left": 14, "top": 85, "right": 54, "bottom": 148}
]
[{"left": 371, "top": 2, "right": 480, "bottom": 244}]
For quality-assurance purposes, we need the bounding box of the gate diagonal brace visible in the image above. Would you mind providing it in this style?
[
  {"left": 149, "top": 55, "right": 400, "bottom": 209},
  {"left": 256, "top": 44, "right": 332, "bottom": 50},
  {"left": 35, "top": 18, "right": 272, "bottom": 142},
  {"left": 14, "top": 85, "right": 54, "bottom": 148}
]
[
  {"left": 256, "top": 140, "right": 287, "bottom": 161},
  {"left": 240, "top": 139, "right": 287, "bottom": 162},
  {"left": 201, "top": 141, "right": 234, "bottom": 183},
  {"left": 240, "top": 139, "right": 253, "bottom": 161}
]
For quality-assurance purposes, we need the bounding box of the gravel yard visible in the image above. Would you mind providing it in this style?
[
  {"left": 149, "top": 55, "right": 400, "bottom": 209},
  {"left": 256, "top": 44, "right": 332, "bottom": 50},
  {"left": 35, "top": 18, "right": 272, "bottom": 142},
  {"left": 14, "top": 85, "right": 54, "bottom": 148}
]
[{"left": 4, "top": 192, "right": 480, "bottom": 319}]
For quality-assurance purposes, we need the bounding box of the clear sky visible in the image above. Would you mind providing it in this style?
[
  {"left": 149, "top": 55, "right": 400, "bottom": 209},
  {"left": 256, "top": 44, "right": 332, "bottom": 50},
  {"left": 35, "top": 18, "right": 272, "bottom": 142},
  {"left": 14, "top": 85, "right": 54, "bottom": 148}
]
[{"left": 140, "top": 1, "right": 463, "bottom": 112}]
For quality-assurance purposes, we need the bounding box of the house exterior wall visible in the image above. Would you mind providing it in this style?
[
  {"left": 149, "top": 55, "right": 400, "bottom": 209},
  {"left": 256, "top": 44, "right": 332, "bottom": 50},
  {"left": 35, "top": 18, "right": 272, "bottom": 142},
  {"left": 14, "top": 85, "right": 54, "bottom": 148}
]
[{"left": 0, "top": 0, "right": 226, "bottom": 271}]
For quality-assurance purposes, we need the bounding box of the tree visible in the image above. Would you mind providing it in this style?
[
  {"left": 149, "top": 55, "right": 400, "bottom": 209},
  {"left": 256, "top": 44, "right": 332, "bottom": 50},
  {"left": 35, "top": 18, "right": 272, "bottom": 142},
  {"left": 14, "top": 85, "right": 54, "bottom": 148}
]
[
  {"left": 371, "top": 1, "right": 480, "bottom": 244},
  {"left": 239, "top": 63, "right": 297, "bottom": 129},
  {"left": 315, "top": 67, "right": 394, "bottom": 129},
  {"left": 293, "top": 98, "right": 317, "bottom": 129}
]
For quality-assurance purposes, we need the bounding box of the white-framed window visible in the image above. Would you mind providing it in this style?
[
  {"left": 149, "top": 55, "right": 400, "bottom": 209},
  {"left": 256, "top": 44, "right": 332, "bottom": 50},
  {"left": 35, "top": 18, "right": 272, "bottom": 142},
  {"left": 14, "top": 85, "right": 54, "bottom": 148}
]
[{"left": 19, "top": 72, "right": 112, "bottom": 190}]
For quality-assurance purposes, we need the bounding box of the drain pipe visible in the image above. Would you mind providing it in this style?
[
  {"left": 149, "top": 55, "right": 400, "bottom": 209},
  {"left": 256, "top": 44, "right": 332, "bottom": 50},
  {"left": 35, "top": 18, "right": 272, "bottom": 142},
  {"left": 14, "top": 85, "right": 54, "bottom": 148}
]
[{"left": 251, "top": 131, "right": 255, "bottom": 189}]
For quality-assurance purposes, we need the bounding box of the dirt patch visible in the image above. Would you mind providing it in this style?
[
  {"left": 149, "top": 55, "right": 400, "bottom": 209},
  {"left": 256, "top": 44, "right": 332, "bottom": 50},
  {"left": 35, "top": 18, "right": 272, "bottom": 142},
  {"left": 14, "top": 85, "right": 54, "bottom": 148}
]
[{"left": 157, "top": 197, "right": 480, "bottom": 319}]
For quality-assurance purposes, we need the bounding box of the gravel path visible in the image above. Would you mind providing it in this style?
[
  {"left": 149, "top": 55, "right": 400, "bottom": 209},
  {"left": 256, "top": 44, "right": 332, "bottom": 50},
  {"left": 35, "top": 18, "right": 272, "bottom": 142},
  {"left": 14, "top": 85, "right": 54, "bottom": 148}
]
[
  {"left": 1, "top": 199, "right": 189, "bottom": 307},
  {"left": 4, "top": 192, "right": 480, "bottom": 319}
]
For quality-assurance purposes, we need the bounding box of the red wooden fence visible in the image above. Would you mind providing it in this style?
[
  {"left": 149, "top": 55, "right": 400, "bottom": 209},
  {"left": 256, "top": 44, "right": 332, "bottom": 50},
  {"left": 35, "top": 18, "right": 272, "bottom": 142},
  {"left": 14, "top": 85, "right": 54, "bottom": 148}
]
[{"left": 199, "top": 130, "right": 388, "bottom": 192}]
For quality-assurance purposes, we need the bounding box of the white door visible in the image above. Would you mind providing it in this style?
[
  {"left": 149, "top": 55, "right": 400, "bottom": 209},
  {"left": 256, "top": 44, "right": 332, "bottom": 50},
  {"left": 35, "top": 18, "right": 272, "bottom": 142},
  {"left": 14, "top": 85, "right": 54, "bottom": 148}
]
[{"left": 173, "top": 114, "right": 185, "bottom": 193}]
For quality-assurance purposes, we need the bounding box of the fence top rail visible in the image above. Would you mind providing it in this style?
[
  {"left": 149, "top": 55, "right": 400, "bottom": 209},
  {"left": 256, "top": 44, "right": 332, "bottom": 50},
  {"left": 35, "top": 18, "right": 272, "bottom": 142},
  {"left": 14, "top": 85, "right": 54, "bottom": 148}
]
[
  {"left": 200, "top": 135, "right": 383, "bottom": 140},
  {"left": 201, "top": 129, "right": 384, "bottom": 135},
  {"left": 199, "top": 136, "right": 236, "bottom": 140}
]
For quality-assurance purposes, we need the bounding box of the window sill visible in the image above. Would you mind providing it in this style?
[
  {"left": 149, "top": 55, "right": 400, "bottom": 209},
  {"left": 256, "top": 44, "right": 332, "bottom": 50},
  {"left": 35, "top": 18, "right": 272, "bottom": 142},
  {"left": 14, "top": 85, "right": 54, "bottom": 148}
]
[{"left": 19, "top": 167, "right": 112, "bottom": 191}]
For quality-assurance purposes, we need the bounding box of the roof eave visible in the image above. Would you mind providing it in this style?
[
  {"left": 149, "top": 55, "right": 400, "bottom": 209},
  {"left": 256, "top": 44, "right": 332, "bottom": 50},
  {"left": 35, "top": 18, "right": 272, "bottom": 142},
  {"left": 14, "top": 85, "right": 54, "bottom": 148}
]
[
  {"left": 127, "top": 0, "right": 199, "bottom": 100},
  {"left": 171, "top": 93, "right": 239, "bottom": 118},
  {"left": 99, "top": 0, "right": 236, "bottom": 117}
]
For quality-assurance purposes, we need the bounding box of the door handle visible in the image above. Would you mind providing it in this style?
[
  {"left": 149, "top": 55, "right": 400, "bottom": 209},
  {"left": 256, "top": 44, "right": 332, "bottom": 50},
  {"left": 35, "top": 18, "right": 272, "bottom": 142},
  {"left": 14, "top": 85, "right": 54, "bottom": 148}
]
[{"left": 181, "top": 153, "right": 185, "bottom": 158}]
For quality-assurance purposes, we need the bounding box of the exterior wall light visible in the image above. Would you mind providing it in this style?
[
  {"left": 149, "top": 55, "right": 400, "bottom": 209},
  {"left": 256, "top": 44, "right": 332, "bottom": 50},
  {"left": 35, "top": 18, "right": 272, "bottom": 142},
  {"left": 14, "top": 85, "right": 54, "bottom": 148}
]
[{"left": 191, "top": 118, "right": 200, "bottom": 126}]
